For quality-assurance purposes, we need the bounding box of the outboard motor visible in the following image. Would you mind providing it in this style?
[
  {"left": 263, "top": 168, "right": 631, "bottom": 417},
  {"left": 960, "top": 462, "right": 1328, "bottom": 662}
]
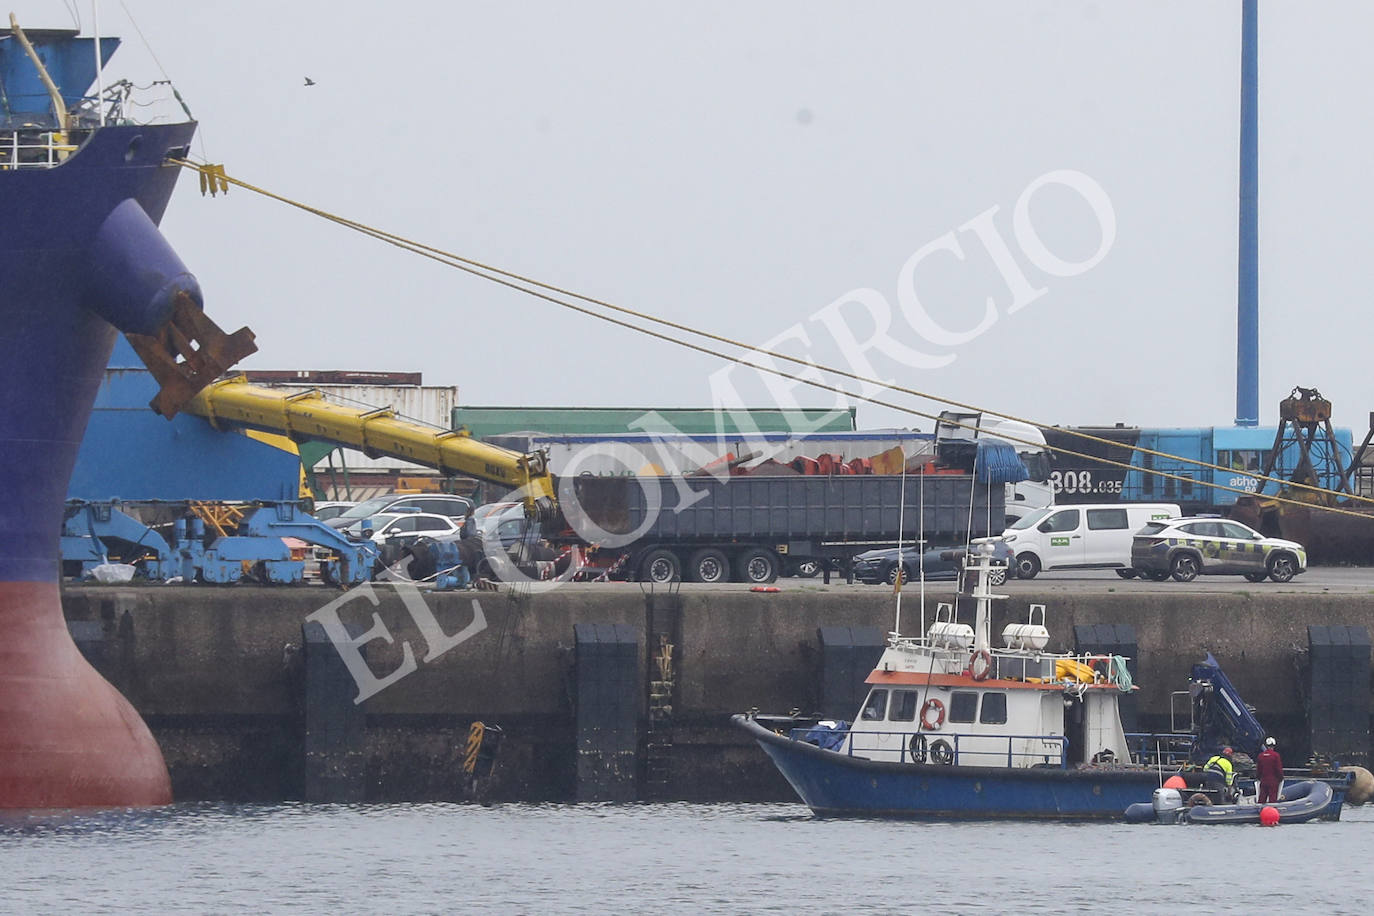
[{"left": 1152, "top": 787, "right": 1185, "bottom": 824}]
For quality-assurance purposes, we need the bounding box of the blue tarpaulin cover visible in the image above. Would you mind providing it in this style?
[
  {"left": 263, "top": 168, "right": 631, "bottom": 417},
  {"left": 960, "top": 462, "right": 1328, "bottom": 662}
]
[
  {"left": 802, "top": 721, "right": 850, "bottom": 751},
  {"left": 975, "top": 442, "right": 1029, "bottom": 485}
]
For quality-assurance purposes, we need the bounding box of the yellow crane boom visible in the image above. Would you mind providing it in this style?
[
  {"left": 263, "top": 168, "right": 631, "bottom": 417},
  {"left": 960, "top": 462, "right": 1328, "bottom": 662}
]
[{"left": 187, "top": 376, "right": 557, "bottom": 519}]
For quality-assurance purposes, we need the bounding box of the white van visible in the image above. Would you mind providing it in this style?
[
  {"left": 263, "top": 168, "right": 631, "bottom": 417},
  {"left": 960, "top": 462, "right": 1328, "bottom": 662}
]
[{"left": 1001, "top": 503, "right": 1181, "bottom": 579}]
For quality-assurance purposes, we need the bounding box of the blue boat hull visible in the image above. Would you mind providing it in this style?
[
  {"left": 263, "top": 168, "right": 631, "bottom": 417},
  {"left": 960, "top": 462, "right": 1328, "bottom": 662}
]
[
  {"left": 0, "top": 119, "right": 196, "bottom": 808},
  {"left": 736, "top": 714, "right": 1162, "bottom": 819}
]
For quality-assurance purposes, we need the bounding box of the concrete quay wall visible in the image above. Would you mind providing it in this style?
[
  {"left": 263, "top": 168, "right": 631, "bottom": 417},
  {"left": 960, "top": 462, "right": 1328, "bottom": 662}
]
[{"left": 60, "top": 584, "right": 1374, "bottom": 803}]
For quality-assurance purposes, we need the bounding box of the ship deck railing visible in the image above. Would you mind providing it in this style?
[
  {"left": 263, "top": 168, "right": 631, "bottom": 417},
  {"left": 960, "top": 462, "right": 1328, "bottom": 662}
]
[
  {"left": 1124, "top": 732, "right": 1195, "bottom": 768},
  {"left": 0, "top": 128, "right": 79, "bottom": 169},
  {"left": 795, "top": 727, "right": 1070, "bottom": 769}
]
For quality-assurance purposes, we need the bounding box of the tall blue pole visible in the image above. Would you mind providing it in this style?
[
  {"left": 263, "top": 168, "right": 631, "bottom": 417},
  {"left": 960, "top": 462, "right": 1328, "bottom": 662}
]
[{"left": 1236, "top": 0, "right": 1259, "bottom": 426}]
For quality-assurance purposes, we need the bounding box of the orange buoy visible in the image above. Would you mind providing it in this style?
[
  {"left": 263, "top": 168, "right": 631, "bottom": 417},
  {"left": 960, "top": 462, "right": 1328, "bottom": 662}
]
[
  {"left": 1163, "top": 775, "right": 1188, "bottom": 790},
  {"left": 750, "top": 586, "right": 781, "bottom": 593},
  {"left": 1259, "top": 805, "right": 1280, "bottom": 826}
]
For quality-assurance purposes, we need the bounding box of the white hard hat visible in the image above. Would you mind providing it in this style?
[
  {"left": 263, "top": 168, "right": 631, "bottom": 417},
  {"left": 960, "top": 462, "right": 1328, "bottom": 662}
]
[{"left": 1265, "top": 736, "right": 1276, "bottom": 747}]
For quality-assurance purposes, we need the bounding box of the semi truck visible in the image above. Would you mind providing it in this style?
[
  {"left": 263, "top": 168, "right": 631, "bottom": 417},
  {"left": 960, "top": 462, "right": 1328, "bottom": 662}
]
[{"left": 563, "top": 466, "right": 1007, "bottom": 584}]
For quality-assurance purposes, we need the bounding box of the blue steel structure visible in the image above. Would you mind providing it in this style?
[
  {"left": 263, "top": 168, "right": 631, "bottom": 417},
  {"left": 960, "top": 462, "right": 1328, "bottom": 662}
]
[
  {"left": 1041, "top": 425, "right": 1353, "bottom": 513},
  {"left": 1236, "top": 0, "right": 1259, "bottom": 426}
]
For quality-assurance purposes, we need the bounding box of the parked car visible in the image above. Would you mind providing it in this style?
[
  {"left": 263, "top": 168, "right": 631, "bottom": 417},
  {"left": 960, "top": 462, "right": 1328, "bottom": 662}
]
[
  {"left": 310, "top": 501, "right": 356, "bottom": 522},
  {"left": 1130, "top": 517, "right": 1306, "bottom": 583},
  {"left": 326, "top": 493, "right": 474, "bottom": 530},
  {"left": 1001, "top": 503, "right": 1181, "bottom": 579},
  {"left": 851, "top": 540, "right": 1015, "bottom": 586},
  {"left": 346, "top": 511, "right": 463, "bottom": 548}
]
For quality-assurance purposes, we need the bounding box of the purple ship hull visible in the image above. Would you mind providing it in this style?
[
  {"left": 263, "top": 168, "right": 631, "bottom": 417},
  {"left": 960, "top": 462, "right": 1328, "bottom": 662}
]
[{"left": 0, "top": 27, "right": 202, "bottom": 806}]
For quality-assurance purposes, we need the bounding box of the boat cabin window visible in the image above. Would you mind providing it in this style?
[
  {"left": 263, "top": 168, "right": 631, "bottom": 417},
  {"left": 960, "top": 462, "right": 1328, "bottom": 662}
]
[
  {"left": 948, "top": 691, "right": 978, "bottom": 724},
  {"left": 979, "top": 692, "right": 1008, "bottom": 725},
  {"left": 860, "top": 689, "right": 888, "bottom": 721},
  {"left": 890, "top": 690, "right": 919, "bottom": 722}
]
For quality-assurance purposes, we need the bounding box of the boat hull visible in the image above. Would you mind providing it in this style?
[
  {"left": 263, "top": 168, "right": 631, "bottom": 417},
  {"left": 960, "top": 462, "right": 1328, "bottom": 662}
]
[
  {"left": 0, "top": 120, "right": 196, "bottom": 808},
  {"left": 736, "top": 715, "right": 1161, "bottom": 819}
]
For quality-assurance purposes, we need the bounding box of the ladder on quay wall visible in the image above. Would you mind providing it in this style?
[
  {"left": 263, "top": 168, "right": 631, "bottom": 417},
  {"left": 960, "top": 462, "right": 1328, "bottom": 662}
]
[{"left": 644, "top": 634, "right": 675, "bottom": 796}]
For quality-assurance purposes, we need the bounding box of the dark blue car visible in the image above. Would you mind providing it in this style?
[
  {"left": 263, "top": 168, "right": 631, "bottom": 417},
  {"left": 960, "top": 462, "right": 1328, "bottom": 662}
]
[{"left": 851, "top": 540, "right": 1015, "bottom": 586}]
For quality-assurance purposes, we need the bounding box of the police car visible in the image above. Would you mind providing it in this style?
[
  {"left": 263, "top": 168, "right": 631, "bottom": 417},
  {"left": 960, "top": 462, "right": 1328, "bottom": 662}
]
[{"left": 1130, "top": 517, "right": 1306, "bottom": 583}]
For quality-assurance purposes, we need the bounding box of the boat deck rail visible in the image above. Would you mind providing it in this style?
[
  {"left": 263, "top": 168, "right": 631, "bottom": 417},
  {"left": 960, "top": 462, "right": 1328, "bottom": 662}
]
[
  {"left": 1124, "top": 732, "right": 1195, "bottom": 767},
  {"left": 0, "top": 127, "right": 78, "bottom": 169},
  {"left": 794, "top": 726, "right": 1070, "bottom": 768}
]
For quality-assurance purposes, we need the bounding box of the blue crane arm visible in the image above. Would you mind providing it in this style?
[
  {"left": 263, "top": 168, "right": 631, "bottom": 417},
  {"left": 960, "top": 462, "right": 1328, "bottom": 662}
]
[{"left": 1188, "top": 652, "right": 1267, "bottom": 760}]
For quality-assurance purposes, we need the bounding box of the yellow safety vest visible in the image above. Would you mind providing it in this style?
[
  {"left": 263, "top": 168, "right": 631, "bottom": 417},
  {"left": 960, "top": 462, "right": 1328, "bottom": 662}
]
[{"left": 1205, "top": 754, "right": 1235, "bottom": 785}]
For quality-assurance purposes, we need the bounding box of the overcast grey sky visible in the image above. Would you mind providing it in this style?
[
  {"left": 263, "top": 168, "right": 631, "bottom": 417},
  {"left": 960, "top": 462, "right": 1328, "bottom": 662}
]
[{"left": 23, "top": 1, "right": 1374, "bottom": 433}]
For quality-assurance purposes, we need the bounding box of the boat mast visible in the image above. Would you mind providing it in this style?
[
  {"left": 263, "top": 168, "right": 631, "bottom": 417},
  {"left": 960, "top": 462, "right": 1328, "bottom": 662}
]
[
  {"left": 93, "top": 1, "right": 106, "bottom": 127},
  {"left": 892, "top": 461, "right": 907, "bottom": 637}
]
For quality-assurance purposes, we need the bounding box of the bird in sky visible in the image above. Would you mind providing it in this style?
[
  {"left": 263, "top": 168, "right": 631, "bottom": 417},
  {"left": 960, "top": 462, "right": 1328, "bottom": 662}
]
[{"left": 304, "top": 77, "right": 316, "bottom": 86}]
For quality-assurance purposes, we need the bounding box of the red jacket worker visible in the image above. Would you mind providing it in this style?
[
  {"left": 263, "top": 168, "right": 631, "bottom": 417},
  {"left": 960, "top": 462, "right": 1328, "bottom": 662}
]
[{"left": 1256, "top": 736, "right": 1284, "bottom": 804}]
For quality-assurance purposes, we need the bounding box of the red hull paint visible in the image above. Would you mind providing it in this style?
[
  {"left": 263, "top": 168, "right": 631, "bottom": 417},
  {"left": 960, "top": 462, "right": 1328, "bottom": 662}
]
[{"left": 0, "top": 581, "right": 171, "bottom": 808}]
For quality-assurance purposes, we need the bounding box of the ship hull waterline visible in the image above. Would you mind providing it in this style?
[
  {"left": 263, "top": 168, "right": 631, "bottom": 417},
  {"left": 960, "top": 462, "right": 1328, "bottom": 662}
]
[{"left": 735, "top": 715, "right": 1165, "bottom": 820}]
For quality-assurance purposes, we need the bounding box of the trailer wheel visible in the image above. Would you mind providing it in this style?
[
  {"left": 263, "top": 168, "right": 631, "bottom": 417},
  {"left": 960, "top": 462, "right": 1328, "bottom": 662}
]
[
  {"left": 736, "top": 548, "right": 779, "bottom": 584},
  {"left": 687, "top": 548, "right": 729, "bottom": 584},
  {"left": 640, "top": 549, "right": 681, "bottom": 583},
  {"left": 1268, "top": 553, "right": 1298, "bottom": 583},
  {"left": 1015, "top": 552, "right": 1040, "bottom": 580}
]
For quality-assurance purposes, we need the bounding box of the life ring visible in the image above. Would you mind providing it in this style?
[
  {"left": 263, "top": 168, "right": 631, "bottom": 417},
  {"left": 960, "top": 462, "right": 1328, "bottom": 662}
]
[
  {"left": 908, "top": 733, "right": 928, "bottom": 763},
  {"left": 971, "top": 649, "right": 994, "bottom": 682},
  {"left": 930, "top": 738, "right": 955, "bottom": 765},
  {"left": 920, "top": 698, "right": 945, "bottom": 731}
]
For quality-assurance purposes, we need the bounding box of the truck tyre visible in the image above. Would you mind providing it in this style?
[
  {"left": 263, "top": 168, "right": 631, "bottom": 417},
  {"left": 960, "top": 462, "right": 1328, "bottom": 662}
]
[
  {"left": 1268, "top": 553, "right": 1298, "bottom": 583},
  {"left": 1015, "top": 552, "right": 1040, "bottom": 580},
  {"left": 736, "top": 548, "right": 779, "bottom": 584},
  {"left": 640, "top": 548, "right": 681, "bottom": 584},
  {"left": 687, "top": 548, "right": 729, "bottom": 584},
  {"left": 1170, "top": 553, "right": 1200, "bottom": 582}
]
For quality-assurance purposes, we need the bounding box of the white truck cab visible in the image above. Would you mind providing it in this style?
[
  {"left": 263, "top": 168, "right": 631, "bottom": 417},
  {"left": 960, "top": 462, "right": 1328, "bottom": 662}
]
[
  {"left": 936, "top": 412, "right": 1055, "bottom": 525},
  {"left": 1001, "top": 502, "right": 1181, "bottom": 579}
]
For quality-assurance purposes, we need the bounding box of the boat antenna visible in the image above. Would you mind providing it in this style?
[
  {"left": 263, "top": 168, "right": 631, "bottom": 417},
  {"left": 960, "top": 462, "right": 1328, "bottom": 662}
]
[
  {"left": 92, "top": 1, "right": 105, "bottom": 127},
  {"left": 918, "top": 465, "right": 926, "bottom": 639},
  {"left": 892, "top": 458, "right": 907, "bottom": 638}
]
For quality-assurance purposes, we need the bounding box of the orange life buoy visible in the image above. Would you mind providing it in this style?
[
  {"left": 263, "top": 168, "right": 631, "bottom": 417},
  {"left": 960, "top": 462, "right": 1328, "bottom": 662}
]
[
  {"left": 920, "top": 698, "right": 945, "bottom": 730},
  {"left": 971, "top": 649, "right": 994, "bottom": 682}
]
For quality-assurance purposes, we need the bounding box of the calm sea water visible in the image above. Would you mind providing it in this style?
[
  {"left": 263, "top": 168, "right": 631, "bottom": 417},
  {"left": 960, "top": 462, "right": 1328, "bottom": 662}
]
[{"left": 3, "top": 801, "right": 1371, "bottom": 914}]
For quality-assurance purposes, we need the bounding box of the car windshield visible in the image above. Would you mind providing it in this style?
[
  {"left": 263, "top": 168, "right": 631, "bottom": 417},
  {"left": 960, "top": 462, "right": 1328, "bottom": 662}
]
[
  {"left": 1008, "top": 508, "right": 1052, "bottom": 531},
  {"left": 334, "top": 496, "right": 399, "bottom": 522}
]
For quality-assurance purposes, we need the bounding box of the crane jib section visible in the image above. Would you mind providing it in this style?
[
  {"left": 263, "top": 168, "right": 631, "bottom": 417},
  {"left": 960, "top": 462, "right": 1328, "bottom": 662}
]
[{"left": 187, "top": 377, "right": 556, "bottom": 516}]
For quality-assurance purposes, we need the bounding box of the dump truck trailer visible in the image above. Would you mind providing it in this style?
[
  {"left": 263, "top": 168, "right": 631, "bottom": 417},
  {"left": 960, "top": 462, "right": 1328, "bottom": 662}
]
[{"left": 564, "top": 472, "right": 1005, "bottom": 583}]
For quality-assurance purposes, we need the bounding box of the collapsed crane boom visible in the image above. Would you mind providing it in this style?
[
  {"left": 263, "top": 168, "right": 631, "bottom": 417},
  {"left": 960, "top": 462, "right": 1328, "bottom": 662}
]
[{"left": 187, "top": 376, "right": 557, "bottom": 519}]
